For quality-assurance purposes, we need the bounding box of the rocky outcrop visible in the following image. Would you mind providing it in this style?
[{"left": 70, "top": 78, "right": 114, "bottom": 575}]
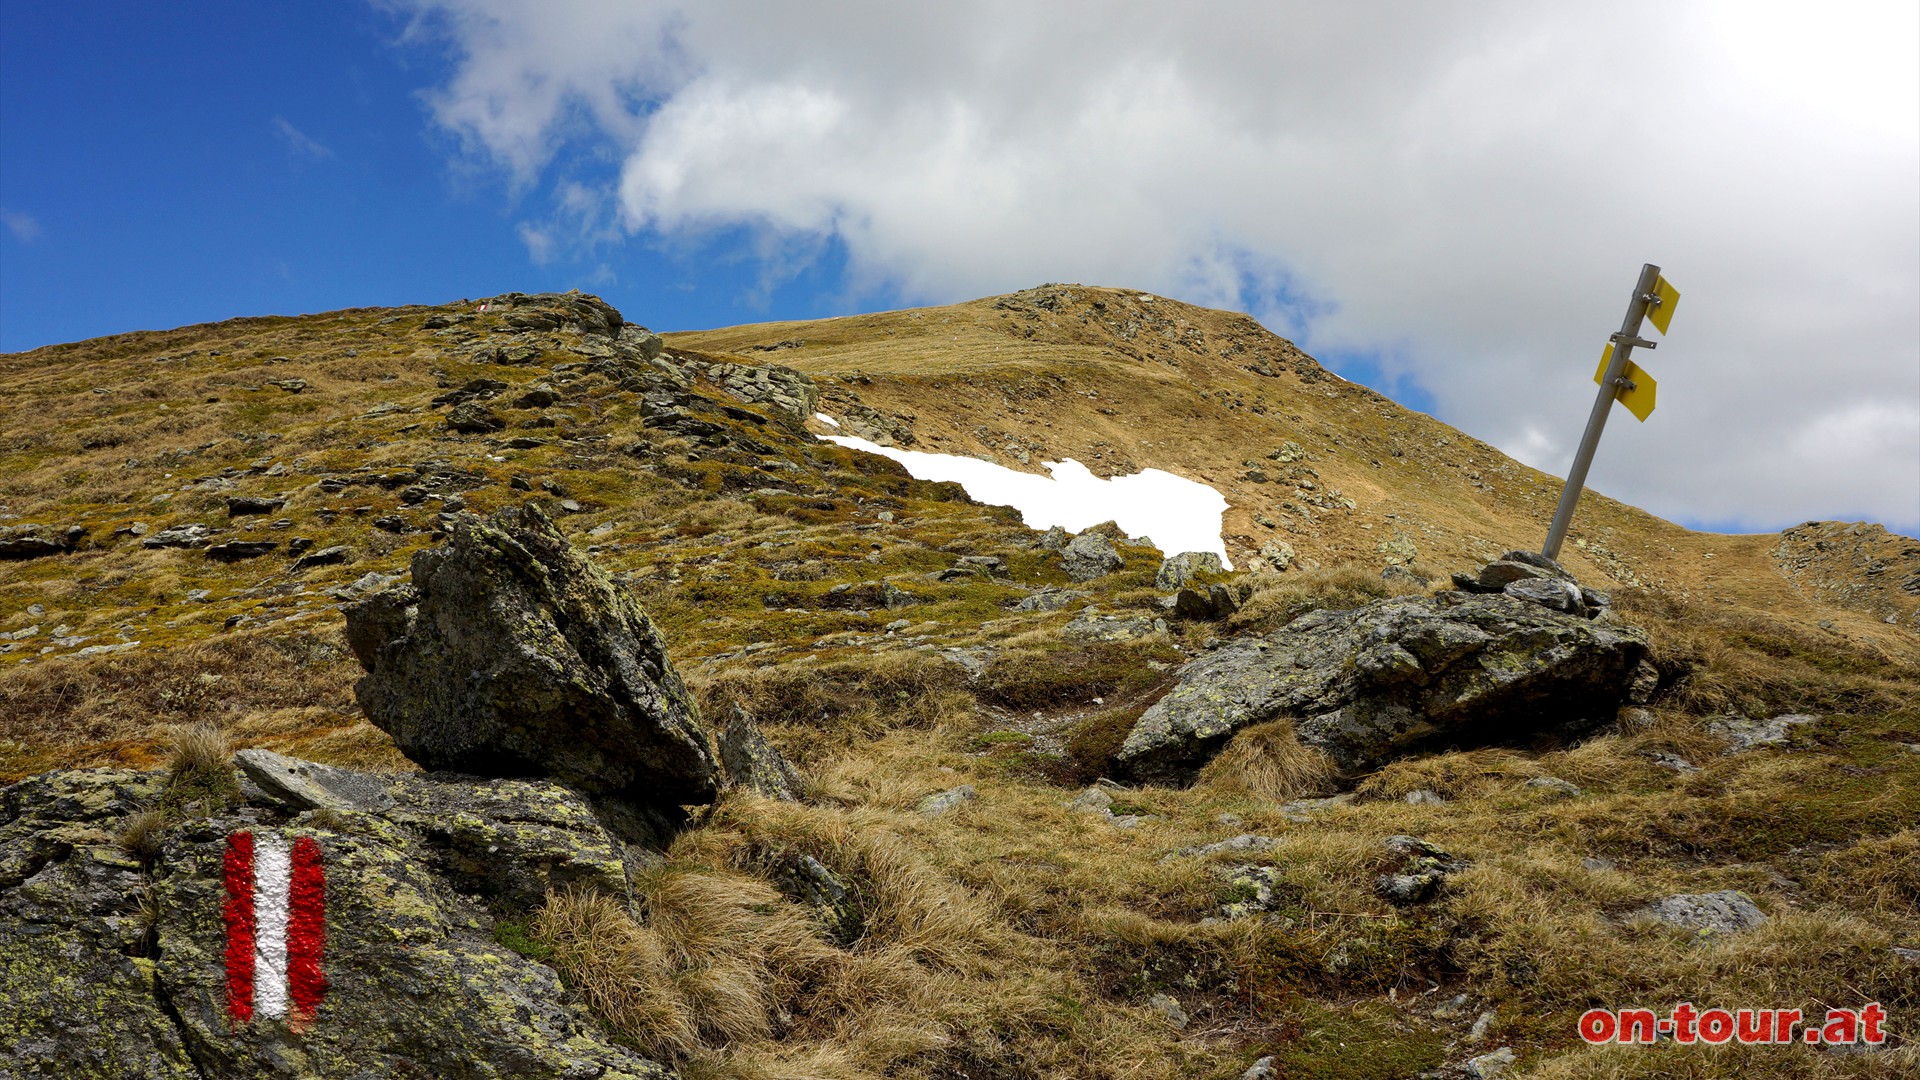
[
  {"left": 703, "top": 361, "right": 819, "bottom": 423},
  {"left": 1, "top": 763, "right": 673, "bottom": 1079},
  {"left": 1115, "top": 592, "right": 1649, "bottom": 782},
  {"left": 344, "top": 505, "right": 721, "bottom": 844},
  {"left": 0, "top": 523, "right": 85, "bottom": 559}
]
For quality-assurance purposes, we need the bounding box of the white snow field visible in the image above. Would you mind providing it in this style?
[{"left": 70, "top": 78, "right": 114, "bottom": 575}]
[{"left": 821, "top": 431, "right": 1233, "bottom": 568}]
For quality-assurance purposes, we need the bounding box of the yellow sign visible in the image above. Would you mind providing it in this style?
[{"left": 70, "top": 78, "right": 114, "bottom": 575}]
[
  {"left": 1646, "top": 274, "right": 1679, "bottom": 335},
  {"left": 1594, "top": 344, "right": 1657, "bottom": 422}
]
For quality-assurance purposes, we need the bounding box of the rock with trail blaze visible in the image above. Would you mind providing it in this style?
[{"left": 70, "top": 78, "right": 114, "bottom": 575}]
[
  {"left": 0, "top": 763, "right": 673, "bottom": 1079},
  {"left": 1115, "top": 592, "right": 1649, "bottom": 782},
  {"left": 344, "top": 505, "right": 720, "bottom": 817}
]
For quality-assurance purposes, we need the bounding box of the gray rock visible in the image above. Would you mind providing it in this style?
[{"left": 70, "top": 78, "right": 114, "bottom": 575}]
[
  {"left": 1280, "top": 794, "right": 1355, "bottom": 822},
  {"left": 0, "top": 766, "right": 670, "bottom": 1079},
  {"left": 1375, "top": 835, "right": 1466, "bottom": 906},
  {"left": 705, "top": 362, "right": 819, "bottom": 423},
  {"left": 1167, "top": 834, "right": 1282, "bottom": 862},
  {"left": 1063, "top": 610, "right": 1165, "bottom": 641},
  {"left": 1626, "top": 659, "right": 1661, "bottom": 704},
  {"left": 0, "top": 523, "right": 86, "bottom": 559},
  {"left": 344, "top": 505, "right": 719, "bottom": 842},
  {"left": 1706, "top": 712, "right": 1819, "bottom": 752},
  {"left": 225, "top": 495, "right": 285, "bottom": 517},
  {"left": 715, "top": 706, "right": 805, "bottom": 802},
  {"left": 1477, "top": 560, "right": 1557, "bottom": 590},
  {"left": 445, "top": 402, "right": 506, "bottom": 434},
  {"left": 1116, "top": 592, "right": 1649, "bottom": 782},
  {"left": 1146, "top": 992, "right": 1190, "bottom": 1029},
  {"left": 1060, "top": 531, "right": 1124, "bottom": 581},
  {"left": 1503, "top": 576, "right": 1586, "bottom": 615},
  {"left": 1015, "top": 588, "right": 1089, "bottom": 612},
  {"left": 233, "top": 748, "right": 395, "bottom": 813},
  {"left": 1257, "top": 540, "right": 1296, "bottom": 571},
  {"left": 1403, "top": 788, "right": 1444, "bottom": 805},
  {"left": 292, "top": 544, "right": 350, "bottom": 570},
  {"left": 1156, "top": 551, "right": 1224, "bottom": 589},
  {"left": 1633, "top": 890, "right": 1767, "bottom": 939},
  {"left": 1649, "top": 751, "right": 1699, "bottom": 774},
  {"left": 768, "top": 851, "right": 863, "bottom": 945},
  {"left": 915, "top": 785, "right": 976, "bottom": 816},
  {"left": 1524, "top": 776, "right": 1582, "bottom": 797},
  {"left": 142, "top": 523, "right": 210, "bottom": 549},
  {"left": 1064, "top": 787, "right": 1115, "bottom": 815},
  {"left": 1173, "top": 583, "right": 1250, "bottom": 621},
  {"left": 205, "top": 540, "right": 279, "bottom": 562},
  {"left": 380, "top": 772, "right": 635, "bottom": 914},
  {"left": 1240, "top": 1056, "right": 1279, "bottom": 1080},
  {"left": 1465, "top": 1046, "right": 1517, "bottom": 1079},
  {"left": 1036, "top": 525, "right": 1070, "bottom": 550}
]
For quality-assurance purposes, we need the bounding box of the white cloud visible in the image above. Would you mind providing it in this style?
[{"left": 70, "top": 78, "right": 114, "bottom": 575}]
[
  {"left": 271, "top": 117, "right": 334, "bottom": 160},
  {"left": 2, "top": 210, "right": 43, "bottom": 242},
  {"left": 392, "top": 0, "right": 1920, "bottom": 535}
]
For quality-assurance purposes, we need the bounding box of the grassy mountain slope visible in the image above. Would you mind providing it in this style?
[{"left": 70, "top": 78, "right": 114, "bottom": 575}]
[{"left": 2, "top": 288, "right": 1916, "bottom": 1078}]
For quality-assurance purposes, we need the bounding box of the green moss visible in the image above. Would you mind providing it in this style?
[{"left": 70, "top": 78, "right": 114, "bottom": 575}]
[{"left": 1252, "top": 1001, "right": 1447, "bottom": 1080}]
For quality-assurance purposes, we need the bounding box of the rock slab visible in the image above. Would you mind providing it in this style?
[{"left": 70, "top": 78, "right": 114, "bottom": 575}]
[{"left": 1116, "top": 592, "right": 1650, "bottom": 781}]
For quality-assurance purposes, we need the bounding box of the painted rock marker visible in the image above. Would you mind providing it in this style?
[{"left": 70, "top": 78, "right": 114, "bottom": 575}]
[{"left": 223, "top": 831, "right": 328, "bottom": 1028}]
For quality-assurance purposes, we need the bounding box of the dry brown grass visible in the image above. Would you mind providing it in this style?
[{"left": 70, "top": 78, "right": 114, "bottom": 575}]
[
  {"left": 1225, "top": 564, "right": 1428, "bottom": 635},
  {"left": 1196, "top": 718, "right": 1338, "bottom": 801}
]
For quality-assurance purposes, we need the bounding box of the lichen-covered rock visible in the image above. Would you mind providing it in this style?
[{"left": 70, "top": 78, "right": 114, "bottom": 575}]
[
  {"left": 1060, "top": 531, "right": 1124, "bottom": 581},
  {"left": 1156, "top": 551, "right": 1223, "bottom": 589},
  {"left": 1706, "top": 712, "right": 1819, "bottom": 752},
  {"left": 766, "top": 851, "right": 863, "bottom": 946},
  {"left": 381, "top": 773, "right": 636, "bottom": 914},
  {"left": 1115, "top": 592, "right": 1649, "bottom": 782},
  {"left": 1, "top": 764, "right": 675, "bottom": 1079},
  {"left": 1632, "top": 890, "right": 1767, "bottom": 940},
  {"left": 1, "top": 769, "right": 200, "bottom": 1079},
  {"left": 344, "top": 505, "right": 720, "bottom": 832},
  {"left": 150, "top": 815, "right": 671, "bottom": 1079},
  {"left": 714, "top": 705, "right": 805, "bottom": 802},
  {"left": 704, "top": 361, "right": 819, "bottom": 423}
]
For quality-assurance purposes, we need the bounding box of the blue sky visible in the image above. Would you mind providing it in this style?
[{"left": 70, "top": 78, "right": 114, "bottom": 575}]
[
  {"left": 0, "top": 3, "right": 862, "bottom": 350},
  {"left": 2, "top": 2, "right": 1914, "bottom": 535}
]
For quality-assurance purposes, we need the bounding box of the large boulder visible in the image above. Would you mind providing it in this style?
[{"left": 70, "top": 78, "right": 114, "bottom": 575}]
[
  {"left": 1060, "top": 531, "right": 1124, "bottom": 581},
  {"left": 344, "top": 505, "right": 720, "bottom": 835},
  {"left": 1115, "top": 592, "right": 1650, "bottom": 782},
  {"left": 1, "top": 763, "right": 673, "bottom": 1079}
]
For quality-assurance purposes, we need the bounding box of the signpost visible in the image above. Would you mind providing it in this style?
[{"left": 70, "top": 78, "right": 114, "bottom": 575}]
[{"left": 1542, "top": 263, "right": 1678, "bottom": 561}]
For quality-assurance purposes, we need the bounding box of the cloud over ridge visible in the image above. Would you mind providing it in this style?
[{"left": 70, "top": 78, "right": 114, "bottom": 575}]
[{"left": 395, "top": 0, "right": 1920, "bottom": 535}]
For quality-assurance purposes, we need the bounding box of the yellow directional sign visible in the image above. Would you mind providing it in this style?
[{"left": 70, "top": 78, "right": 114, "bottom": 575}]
[
  {"left": 1646, "top": 274, "right": 1679, "bottom": 335},
  {"left": 1595, "top": 344, "right": 1657, "bottom": 422}
]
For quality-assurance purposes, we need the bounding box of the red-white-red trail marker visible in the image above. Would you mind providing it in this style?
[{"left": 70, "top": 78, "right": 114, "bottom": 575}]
[{"left": 223, "top": 831, "right": 327, "bottom": 1027}]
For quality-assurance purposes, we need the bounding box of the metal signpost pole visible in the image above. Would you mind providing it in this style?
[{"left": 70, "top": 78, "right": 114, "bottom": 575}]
[{"left": 1542, "top": 262, "right": 1663, "bottom": 561}]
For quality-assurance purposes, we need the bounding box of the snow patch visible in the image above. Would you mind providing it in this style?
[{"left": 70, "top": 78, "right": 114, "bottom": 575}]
[
  {"left": 813, "top": 412, "right": 839, "bottom": 427},
  {"left": 823, "top": 434, "right": 1232, "bottom": 568}
]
